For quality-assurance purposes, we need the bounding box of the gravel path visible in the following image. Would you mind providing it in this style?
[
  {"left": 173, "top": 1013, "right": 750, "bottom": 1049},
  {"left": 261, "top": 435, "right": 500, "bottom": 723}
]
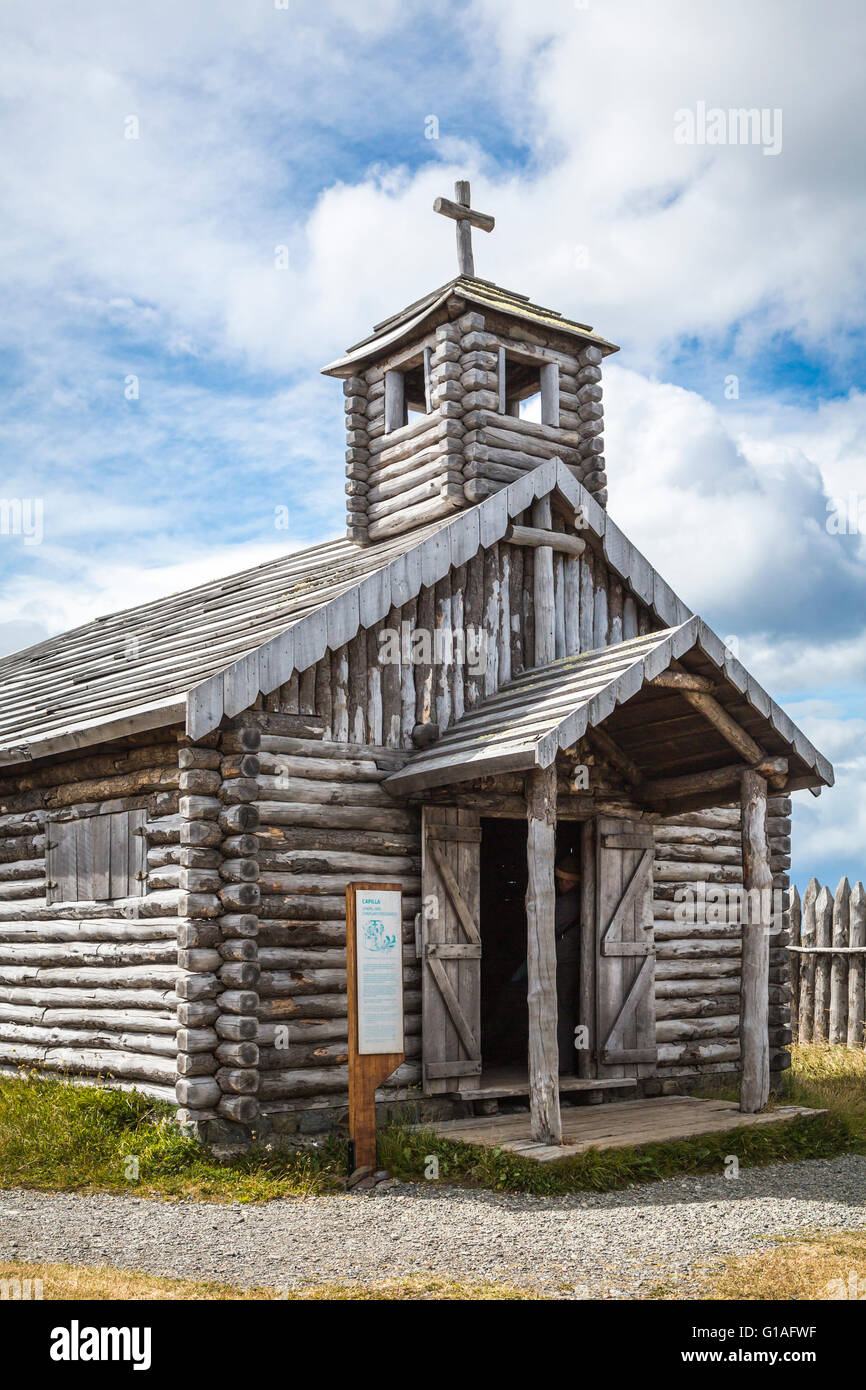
[{"left": 1, "top": 1155, "right": 865, "bottom": 1298}]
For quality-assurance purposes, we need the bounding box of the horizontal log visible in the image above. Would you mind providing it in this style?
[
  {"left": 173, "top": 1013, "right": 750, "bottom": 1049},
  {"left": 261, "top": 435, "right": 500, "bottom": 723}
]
[
  {"left": 176, "top": 1051, "right": 217, "bottom": 1077},
  {"left": 177, "top": 1000, "right": 220, "bottom": 1027},
  {"left": 655, "top": 1016, "right": 739, "bottom": 1043},
  {"left": 503, "top": 524, "right": 586, "bottom": 556},
  {"left": 0, "top": 1021, "right": 176, "bottom": 1056},
  {"left": 0, "top": 813, "right": 47, "bottom": 839},
  {"left": 0, "top": 941, "right": 176, "bottom": 969},
  {"left": 0, "top": 1041, "right": 176, "bottom": 1083},
  {"left": 256, "top": 776, "right": 393, "bottom": 807},
  {"left": 657, "top": 1041, "right": 740, "bottom": 1066},
  {"left": 654, "top": 978, "right": 740, "bottom": 998},
  {"left": 655, "top": 959, "right": 741, "bottom": 980},
  {"left": 176, "top": 1076, "right": 221, "bottom": 1108},
  {"left": 257, "top": 872, "right": 418, "bottom": 897},
  {"left": 215, "top": 1014, "right": 258, "bottom": 1041},
  {"left": 217, "top": 1094, "right": 259, "bottom": 1123},
  {"left": 655, "top": 997, "right": 739, "bottom": 1020},
  {"left": 0, "top": 881, "right": 45, "bottom": 901},
  {"left": 0, "top": 919, "right": 176, "bottom": 944},
  {"left": 180, "top": 820, "right": 222, "bottom": 849},
  {"left": 0, "top": 744, "right": 178, "bottom": 798},
  {"left": 260, "top": 894, "right": 419, "bottom": 922},
  {"left": 256, "top": 803, "right": 418, "bottom": 833},
  {"left": 256, "top": 752, "right": 382, "bottom": 782},
  {"left": 0, "top": 837, "right": 46, "bottom": 865},
  {"left": 256, "top": 989, "right": 420, "bottom": 1022}
]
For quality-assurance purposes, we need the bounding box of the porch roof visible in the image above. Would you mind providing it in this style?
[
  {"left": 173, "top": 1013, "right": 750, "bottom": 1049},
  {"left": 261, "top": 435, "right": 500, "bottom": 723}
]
[{"left": 383, "top": 618, "right": 834, "bottom": 801}]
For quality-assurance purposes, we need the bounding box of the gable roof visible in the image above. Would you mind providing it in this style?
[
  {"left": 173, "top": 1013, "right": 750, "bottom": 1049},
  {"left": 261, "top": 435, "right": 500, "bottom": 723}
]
[
  {"left": 0, "top": 459, "right": 831, "bottom": 796},
  {"left": 0, "top": 523, "right": 447, "bottom": 766},
  {"left": 383, "top": 623, "right": 834, "bottom": 797},
  {"left": 321, "top": 275, "right": 619, "bottom": 377}
]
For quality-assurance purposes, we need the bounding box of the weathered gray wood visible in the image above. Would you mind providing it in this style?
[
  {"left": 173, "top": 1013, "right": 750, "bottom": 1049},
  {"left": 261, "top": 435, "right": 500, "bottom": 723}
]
[
  {"left": 384, "top": 370, "right": 405, "bottom": 433},
  {"left": 595, "top": 817, "right": 656, "bottom": 1079},
  {"left": 420, "top": 806, "right": 481, "bottom": 1095},
  {"left": 848, "top": 881, "right": 866, "bottom": 1047},
  {"left": 540, "top": 361, "right": 559, "bottom": 428},
  {"left": 813, "top": 884, "right": 833, "bottom": 1041},
  {"left": 433, "top": 180, "right": 494, "bottom": 276},
  {"left": 788, "top": 884, "right": 801, "bottom": 1039},
  {"left": 525, "top": 763, "right": 561, "bottom": 1144},
  {"left": 739, "top": 770, "right": 770, "bottom": 1113},
  {"left": 531, "top": 498, "right": 555, "bottom": 667},
  {"left": 680, "top": 690, "right": 784, "bottom": 789},
  {"left": 503, "top": 524, "right": 585, "bottom": 556},
  {"left": 829, "top": 877, "right": 850, "bottom": 1044},
  {"left": 577, "top": 819, "right": 595, "bottom": 1080},
  {"left": 797, "top": 877, "right": 818, "bottom": 1042}
]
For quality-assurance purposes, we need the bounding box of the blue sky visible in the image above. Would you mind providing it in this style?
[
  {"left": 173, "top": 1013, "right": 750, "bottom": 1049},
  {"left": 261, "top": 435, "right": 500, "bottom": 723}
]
[{"left": 0, "top": 0, "right": 864, "bottom": 892}]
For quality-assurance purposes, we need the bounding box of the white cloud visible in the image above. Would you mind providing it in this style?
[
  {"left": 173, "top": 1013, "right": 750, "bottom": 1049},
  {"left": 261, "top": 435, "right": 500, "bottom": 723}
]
[{"left": 0, "top": 0, "right": 864, "bottom": 888}]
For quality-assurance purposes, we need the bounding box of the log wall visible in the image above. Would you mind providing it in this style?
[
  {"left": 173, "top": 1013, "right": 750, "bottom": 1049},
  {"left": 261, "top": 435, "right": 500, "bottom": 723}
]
[
  {"left": 251, "top": 716, "right": 422, "bottom": 1120},
  {"left": 0, "top": 730, "right": 184, "bottom": 1102},
  {"left": 653, "top": 795, "right": 793, "bottom": 1084}
]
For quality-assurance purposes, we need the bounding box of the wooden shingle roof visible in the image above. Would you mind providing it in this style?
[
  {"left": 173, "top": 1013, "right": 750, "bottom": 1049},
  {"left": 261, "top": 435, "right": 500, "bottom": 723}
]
[
  {"left": 384, "top": 621, "right": 835, "bottom": 796},
  {"left": 321, "top": 275, "right": 619, "bottom": 377},
  {"left": 0, "top": 523, "right": 446, "bottom": 766}
]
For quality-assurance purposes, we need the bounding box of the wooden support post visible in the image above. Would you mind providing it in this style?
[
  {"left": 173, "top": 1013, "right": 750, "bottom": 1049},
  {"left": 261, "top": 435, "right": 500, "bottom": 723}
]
[
  {"left": 531, "top": 498, "right": 555, "bottom": 668},
  {"left": 525, "top": 763, "right": 562, "bottom": 1145},
  {"left": 577, "top": 818, "right": 596, "bottom": 1081},
  {"left": 739, "top": 769, "right": 770, "bottom": 1113}
]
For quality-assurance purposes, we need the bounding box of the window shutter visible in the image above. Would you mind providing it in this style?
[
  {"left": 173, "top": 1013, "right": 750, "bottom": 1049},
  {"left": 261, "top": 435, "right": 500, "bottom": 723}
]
[{"left": 46, "top": 809, "right": 147, "bottom": 905}]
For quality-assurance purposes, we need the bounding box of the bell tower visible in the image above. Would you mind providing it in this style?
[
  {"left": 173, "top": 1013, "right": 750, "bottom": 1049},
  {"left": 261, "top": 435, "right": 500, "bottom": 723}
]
[{"left": 321, "top": 182, "right": 619, "bottom": 546}]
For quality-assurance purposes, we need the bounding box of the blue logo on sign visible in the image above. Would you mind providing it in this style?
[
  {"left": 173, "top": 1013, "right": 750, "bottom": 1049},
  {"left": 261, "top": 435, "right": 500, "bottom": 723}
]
[{"left": 362, "top": 917, "right": 396, "bottom": 952}]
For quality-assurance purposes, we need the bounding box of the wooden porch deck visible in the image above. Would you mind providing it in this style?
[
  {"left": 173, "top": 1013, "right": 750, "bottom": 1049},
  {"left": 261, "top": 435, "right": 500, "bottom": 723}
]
[{"left": 417, "top": 1095, "right": 824, "bottom": 1163}]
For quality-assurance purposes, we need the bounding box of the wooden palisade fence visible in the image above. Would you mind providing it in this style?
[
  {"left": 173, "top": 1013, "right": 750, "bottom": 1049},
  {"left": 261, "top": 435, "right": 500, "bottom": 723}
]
[{"left": 789, "top": 879, "right": 866, "bottom": 1047}]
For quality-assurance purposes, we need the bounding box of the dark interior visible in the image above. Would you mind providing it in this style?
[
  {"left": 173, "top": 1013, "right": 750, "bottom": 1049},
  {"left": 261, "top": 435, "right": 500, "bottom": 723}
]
[{"left": 479, "top": 816, "right": 584, "bottom": 1073}]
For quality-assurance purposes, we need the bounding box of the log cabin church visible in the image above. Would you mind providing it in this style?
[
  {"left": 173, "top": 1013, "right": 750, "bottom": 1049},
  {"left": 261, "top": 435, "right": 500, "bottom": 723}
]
[{"left": 0, "top": 184, "right": 833, "bottom": 1147}]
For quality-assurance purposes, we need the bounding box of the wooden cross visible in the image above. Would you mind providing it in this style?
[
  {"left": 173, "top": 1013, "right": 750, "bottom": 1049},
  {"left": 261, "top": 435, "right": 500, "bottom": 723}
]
[{"left": 433, "top": 180, "right": 495, "bottom": 278}]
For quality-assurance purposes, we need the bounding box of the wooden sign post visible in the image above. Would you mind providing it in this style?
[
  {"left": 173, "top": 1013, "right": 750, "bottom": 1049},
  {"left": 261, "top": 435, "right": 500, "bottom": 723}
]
[{"left": 346, "top": 882, "right": 405, "bottom": 1174}]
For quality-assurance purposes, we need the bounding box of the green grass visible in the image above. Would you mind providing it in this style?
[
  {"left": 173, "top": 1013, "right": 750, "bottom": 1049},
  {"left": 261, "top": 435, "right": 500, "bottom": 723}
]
[
  {"left": 378, "top": 1109, "right": 850, "bottom": 1197},
  {"left": 0, "top": 1046, "right": 862, "bottom": 1203},
  {"left": 0, "top": 1069, "right": 344, "bottom": 1201},
  {"left": 784, "top": 1043, "right": 866, "bottom": 1145}
]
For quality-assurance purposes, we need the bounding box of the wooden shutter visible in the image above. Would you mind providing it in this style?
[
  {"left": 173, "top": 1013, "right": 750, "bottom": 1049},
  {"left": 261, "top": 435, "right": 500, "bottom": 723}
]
[
  {"left": 420, "top": 806, "right": 482, "bottom": 1095},
  {"left": 595, "top": 816, "right": 657, "bottom": 1077},
  {"left": 47, "top": 809, "right": 147, "bottom": 905}
]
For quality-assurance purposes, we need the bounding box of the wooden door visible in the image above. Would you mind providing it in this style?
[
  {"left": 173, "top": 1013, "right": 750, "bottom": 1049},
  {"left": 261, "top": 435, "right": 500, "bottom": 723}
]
[
  {"left": 595, "top": 817, "right": 657, "bottom": 1078},
  {"left": 420, "top": 806, "right": 482, "bottom": 1094}
]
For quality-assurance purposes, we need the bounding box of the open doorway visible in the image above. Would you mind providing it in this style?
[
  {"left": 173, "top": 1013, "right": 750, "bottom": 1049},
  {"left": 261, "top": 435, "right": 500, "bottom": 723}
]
[{"left": 479, "top": 817, "right": 585, "bottom": 1085}]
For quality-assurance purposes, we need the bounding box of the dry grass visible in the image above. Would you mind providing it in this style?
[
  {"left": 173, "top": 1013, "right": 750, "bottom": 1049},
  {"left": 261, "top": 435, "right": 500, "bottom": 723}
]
[
  {"left": 786, "top": 1043, "right": 866, "bottom": 1140},
  {"left": 680, "top": 1231, "right": 866, "bottom": 1301},
  {"left": 0, "top": 1260, "right": 539, "bottom": 1301}
]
